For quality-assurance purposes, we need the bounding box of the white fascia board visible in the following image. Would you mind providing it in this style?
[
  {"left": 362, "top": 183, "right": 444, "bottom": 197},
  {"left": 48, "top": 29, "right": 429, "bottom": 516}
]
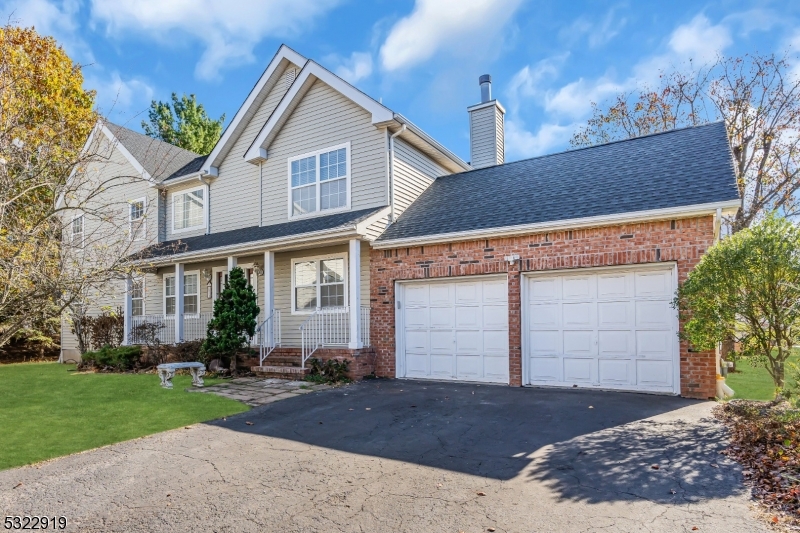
[
  {"left": 139, "top": 226, "right": 360, "bottom": 266},
  {"left": 466, "top": 99, "right": 506, "bottom": 115},
  {"left": 244, "top": 61, "right": 395, "bottom": 164},
  {"left": 56, "top": 121, "right": 101, "bottom": 208},
  {"left": 392, "top": 114, "right": 471, "bottom": 172},
  {"left": 202, "top": 45, "right": 307, "bottom": 171},
  {"left": 153, "top": 171, "right": 216, "bottom": 189},
  {"left": 372, "top": 200, "right": 741, "bottom": 249}
]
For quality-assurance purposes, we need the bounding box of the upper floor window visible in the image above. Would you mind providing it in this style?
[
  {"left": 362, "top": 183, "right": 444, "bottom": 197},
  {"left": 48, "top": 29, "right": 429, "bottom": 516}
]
[
  {"left": 288, "top": 143, "right": 350, "bottom": 217},
  {"left": 129, "top": 198, "right": 146, "bottom": 241},
  {"left": 172, "top": 187, "right": 205, "bottom": 232},
  {"left": 71, "top": 214, "right": 84, "bottom": 248}
]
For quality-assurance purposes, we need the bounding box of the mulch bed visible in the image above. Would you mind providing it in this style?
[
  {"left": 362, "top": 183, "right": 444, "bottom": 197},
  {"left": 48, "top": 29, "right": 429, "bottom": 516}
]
[{"left": 716, "top": 400, "right": 800, "bottom": 529}]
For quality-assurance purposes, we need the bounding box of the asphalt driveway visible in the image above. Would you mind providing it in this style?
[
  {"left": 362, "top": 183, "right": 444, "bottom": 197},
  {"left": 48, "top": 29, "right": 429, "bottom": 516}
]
[{"left": 1, "top": 379, "right": 765, "bottom": 532}]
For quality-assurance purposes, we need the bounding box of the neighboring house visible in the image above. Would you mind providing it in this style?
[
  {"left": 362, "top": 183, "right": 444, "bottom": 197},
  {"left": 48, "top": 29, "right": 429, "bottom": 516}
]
[{"left": 61, "top": 45, "right": 739, "bottom": 400}]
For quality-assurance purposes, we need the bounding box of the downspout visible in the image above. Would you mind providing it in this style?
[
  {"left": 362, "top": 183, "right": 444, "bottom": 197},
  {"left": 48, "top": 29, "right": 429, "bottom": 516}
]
[
  {"left": 388, "top": 124, "right": 406, "bottom": 224},
  {"left": 259, "top": 162, "right": 263, "bottom": 227},
  {"left": 199, "top": 173, "right": 212, "bottom": 235}
]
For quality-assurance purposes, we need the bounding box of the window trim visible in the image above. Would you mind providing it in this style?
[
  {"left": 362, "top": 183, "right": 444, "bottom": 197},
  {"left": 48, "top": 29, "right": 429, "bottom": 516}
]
[
  {"left": 211, "top": 264, "right": 258, "bottom": 302},
  {"left": 70, "top": 213, "right": 85, "bottom": 248},
  {"left": 163, "top": 270, "right": 201, "bottom": 316},
  {"left": 170, "top": 186, "right": 208, "bottom": 234},
  {"left": 129, "top": 197, "right": 147, "bottom": 241},
  {"left": 290, "top": 252, "right": 349, "bottom": 315},
  {"left": 131, "top": 276, "right": 145, "bottom": 317},
  {"left": 286, "top": 142, "right": 352, "bottom": 220}
]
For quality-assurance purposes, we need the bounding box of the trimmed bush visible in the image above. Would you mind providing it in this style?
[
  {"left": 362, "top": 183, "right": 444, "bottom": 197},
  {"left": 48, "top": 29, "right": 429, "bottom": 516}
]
[{"left": 80, "top": 345, "right": 142, "bottom": 371}]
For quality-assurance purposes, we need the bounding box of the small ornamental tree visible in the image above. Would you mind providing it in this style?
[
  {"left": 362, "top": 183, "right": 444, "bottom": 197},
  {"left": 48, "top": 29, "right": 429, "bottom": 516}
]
[
  {"left": 674, "top": 214, "right": 800, "bottom": 394},
  {"left": 202, "top": 267, "right": 259, "bottom": 372}
]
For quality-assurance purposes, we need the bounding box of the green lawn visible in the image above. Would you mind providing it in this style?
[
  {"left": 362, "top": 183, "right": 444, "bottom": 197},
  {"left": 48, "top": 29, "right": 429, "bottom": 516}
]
[
  {"left": 0, "top": 363, "right": 248, "bottom": 470},
  {"left": 725, "top": 351, "right": 800, "bottom": 401}
]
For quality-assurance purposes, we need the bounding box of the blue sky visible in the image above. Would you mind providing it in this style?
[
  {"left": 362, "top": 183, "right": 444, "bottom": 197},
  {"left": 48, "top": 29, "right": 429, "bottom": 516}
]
[{"left": 4, "top": 0, "right": 800, "bottom": 163}]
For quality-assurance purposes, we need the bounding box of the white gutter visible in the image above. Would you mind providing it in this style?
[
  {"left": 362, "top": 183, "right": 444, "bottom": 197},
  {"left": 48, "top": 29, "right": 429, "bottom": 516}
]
[
  {"left": 373, "top": 200, "right": 741, "bottom": 249},
  {"left": 388, "top": 125, "right": 407, "bottom": 223}
]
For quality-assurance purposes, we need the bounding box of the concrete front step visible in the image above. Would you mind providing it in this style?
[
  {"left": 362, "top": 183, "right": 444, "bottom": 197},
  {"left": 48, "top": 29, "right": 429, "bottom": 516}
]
[{"left": 252, "top": 365, "right": 309, "bottom": 379}]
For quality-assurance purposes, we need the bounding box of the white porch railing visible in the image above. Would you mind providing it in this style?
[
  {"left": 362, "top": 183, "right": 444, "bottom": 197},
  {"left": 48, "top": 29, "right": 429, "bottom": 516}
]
[
  {"left": 299, "top": 306, "right": 371, "bottom": 367},
  {"left": 128, "top": 313, "right": 212, "bottom": 344},
  {"left": 255, "top": 309, "right": 281, "bottom": 365}
]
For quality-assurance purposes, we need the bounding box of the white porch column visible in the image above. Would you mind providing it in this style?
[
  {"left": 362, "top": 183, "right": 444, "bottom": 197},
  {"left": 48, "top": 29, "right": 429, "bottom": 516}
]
[
  {"left": 264, "top": 251, "right": 275, "bottom": 345},
  {"left": 122, "top": 273, "right": 133, "bottom": 346},
  {"left": 175, "top": 263, "right": 184, "bottom": 343},
  {"left": 227, "top": 256, "right": 237, "bottom": 272},
  {"left": 348, "top": 239, "right": 362, "bottom": 349}
]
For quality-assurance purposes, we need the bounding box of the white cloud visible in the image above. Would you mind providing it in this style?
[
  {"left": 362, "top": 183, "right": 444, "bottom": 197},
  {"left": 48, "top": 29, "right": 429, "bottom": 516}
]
[
  {"left": 668, "top": 14, "right": 732, "bottom": 63},
  {"left": 331, "top": 52, "right": 373, "bottom": 84},
  {"left": 89, "top": 0, "right": 341, "bottom": 80},
  {"left": 505, "top": 119, "right": 575, "bottom": 159},
  {"left": 561, "top": 8, "right": 627, "bottom": 48},
  {"left": 505, "top": 55, "right": 567, "bottom": 113},
  {"left": 379, "top": 0, "right": 524, "bottom": 71},
  {"left": 83, "top": 70, "right": 155, "bottom": 122},
  {"left": 544, "top": 77, "right": 625, "bottom": 119}
]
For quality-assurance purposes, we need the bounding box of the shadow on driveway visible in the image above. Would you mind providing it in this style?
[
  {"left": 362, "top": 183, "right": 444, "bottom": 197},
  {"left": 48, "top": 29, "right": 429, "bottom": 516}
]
[{"left": 210, "top": 379, "right": 743, "bottom": 504}]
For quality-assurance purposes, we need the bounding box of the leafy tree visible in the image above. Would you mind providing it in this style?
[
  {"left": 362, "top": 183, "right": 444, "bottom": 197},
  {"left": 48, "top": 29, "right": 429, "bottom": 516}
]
[
  {"left": 142, "top": 93, "right": 224, "bottom": 155},
  {"left": 571, "top": 54, "right": 800, "bottom": 233},
  {"left": 674, "top": 214, "right": 800, "bottom": 393},
  {"left": 202, "top": 267, "right": 259, "bottom": 372}
]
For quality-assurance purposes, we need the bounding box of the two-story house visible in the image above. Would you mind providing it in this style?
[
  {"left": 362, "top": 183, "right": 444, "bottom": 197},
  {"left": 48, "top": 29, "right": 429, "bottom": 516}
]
[{"left": 62, "top": 44, "right": 740, "bottom": 399}]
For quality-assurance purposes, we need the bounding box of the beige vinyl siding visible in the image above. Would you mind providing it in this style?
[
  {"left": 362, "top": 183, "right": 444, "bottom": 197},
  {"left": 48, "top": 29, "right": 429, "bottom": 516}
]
[
  {"left": 495, "top": 107, "right": 505, "bottom": 165},
  {"left": 362, "top": 213, "right": 391, "bottom": 241},
  {"left": 165, "top": 182, "right": 208, "bottom": 240},
  {"left": 210, "top": 63, "right": 300, "bottom": 233},
  {"left": 393, "top": 137, "right": 449, "bottom": 217},
  {"left": 261, "top": 80, "right": 387, "bottom": 226},
  {"left": 469, "top": 105, "right": 503, "bottom": 169}
]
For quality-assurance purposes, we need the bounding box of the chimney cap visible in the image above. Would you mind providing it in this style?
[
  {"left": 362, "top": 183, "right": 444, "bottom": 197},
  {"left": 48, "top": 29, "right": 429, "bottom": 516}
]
[{"left": 479, "top": 74, "right": 492, "bottom": 84}]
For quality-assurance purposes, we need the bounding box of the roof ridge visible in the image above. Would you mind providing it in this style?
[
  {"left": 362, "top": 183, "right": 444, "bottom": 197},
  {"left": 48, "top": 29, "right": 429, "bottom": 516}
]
[{"left": 104, "top": 120, "right": 203, "bottom": 158}]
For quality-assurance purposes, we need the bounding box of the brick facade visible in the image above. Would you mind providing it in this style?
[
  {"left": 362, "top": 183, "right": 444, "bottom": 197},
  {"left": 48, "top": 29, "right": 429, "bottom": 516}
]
[{"left": 369, "top": 216, "right": 718, "bottom": 399}]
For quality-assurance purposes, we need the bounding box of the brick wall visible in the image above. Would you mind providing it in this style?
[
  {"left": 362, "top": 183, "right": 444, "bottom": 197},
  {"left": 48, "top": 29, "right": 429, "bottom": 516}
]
[{"left": 369, "top": 216, "right": 717, "bottom": 399}]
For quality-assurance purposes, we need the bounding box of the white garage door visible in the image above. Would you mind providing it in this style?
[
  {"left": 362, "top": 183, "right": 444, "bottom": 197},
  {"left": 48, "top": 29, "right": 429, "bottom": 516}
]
[
  {"left": 524, "top": 265, "right": 678, "bottom": 394},
  {"left": 398, "top": 276, "right": 509, "bottom": 384}
]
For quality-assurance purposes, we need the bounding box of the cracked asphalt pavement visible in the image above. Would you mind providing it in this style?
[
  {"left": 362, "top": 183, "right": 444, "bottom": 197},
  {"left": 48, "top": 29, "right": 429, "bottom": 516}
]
[{"left": 0, "top": 380, "right": 766, "bottom": 532}]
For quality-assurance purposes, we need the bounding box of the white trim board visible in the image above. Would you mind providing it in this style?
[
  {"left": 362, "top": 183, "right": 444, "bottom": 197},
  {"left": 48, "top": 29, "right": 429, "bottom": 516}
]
[{"left": 373, "top": 200, "right": 741, "bottom": 249}]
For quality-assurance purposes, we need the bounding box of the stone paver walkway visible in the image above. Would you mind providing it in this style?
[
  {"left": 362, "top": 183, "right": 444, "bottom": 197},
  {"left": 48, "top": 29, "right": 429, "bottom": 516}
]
[{"left": 188, "top": 377, "right": 331, "bottom": 406}]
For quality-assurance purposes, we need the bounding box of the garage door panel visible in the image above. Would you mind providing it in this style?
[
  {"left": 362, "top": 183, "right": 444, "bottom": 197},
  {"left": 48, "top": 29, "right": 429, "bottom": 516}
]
[
  {"left": 530, "top": 330, "right": 561, "bottom": 354},
  {"left": 429, "top": 330, "right": 453, "bottom": 353},
  {"left": 598, "top": 330, "right": 634, "bottom": 356},
  {"left": 483, "top": 280, "right": 508, "bottom": 303},
  {"left": 400, "top": 277, "right": 508, "bottom": 384},
  {"left": 598, "top": 301, "right": 633, "bottom": 327},
  {"left": 563, "top": 276, "right": 595, "bottom": 299},
  {"left": 405, "top": 284, "right": 429, "bottom": 307},
  {"left": 635, "top": 300, "right": 672, "bottom": 328},
  {"left": 530, "top": 277, "right": 560, "bottom": 300},
  {"left": 635, "top": 271, "right": 672, "bottom": 297},
  {"left": 563, "top": 330, "right": 595, "bottom": 355},
  {"left": 530, "top": 303, "right": 560, "bottom": 328},
  {"left": 430, "top": 354, "right": 454, "bottom": 377},
  {"left": 598, "top": 273, "right": 631, "bottom": 298},
  {"left": 563, "top": 302, "right": 595, "bottom": 327},
  {"left": 530, "top": 357, "right": 560, "bottom": 381},
  {"left": 483, "top": 330, "right": 508, "bottom": 355},
  {"left": 455, "top": 306, "right": 480, "bottom": 328},
  {"left": 455, "top": 330, "right": 481, "bottom": 354},
  {"left": 636, "top": 330, "right": 672, "bottom": 358},
  {"left": 430, "top": 307, "right": 454, "bottom": 328},
  {"left": 525, "top": 266, "right": 678, "bottom": 394},
  {"left": 598, "top": 358, "right": 632, "bottom": 384},
  {"left": 563, "top": 357, "right": 593, "bottom": 382},
  {"left": 637, "top": 359, "right": 673, "bottom": 387}
]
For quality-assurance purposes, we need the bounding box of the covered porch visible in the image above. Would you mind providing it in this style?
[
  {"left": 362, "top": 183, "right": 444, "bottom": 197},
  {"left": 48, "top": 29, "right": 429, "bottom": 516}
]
[{"left": 124, "top": 237, "right": 373, "bottom": 370}]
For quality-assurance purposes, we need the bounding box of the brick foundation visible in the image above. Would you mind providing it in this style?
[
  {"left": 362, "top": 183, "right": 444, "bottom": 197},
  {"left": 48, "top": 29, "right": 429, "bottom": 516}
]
[{"left": 369, "top": 217, "right": 717, "bottom": 399}]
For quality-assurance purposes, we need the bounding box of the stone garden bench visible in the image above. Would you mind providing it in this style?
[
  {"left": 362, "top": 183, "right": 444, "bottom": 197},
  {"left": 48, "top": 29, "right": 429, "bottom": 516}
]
[{"left": 157, "top": 362, "right": 206, "bottom": 389}]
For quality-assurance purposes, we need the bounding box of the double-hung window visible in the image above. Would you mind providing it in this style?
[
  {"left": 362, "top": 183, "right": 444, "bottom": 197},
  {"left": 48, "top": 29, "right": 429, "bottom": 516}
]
[
  {"left": 292, "top": 256, "right": 346, "bottom": 312},
  {"left": 131, "top": 277, "right": 144, "bottom": 316},
  {"left": 289, "top": 143, "right": 349, "bottom": 217},
  {"left": 129, "top": 198, "right": 146, "bottom": 241},
  {"left": 164, "top": 273, "right": 199, "bottom": 315},
  {"left": 172, "top": 187, "right": 205, "bottom": 232},
  {"left": 71, "top": 214, "right": 84, "bottom": 248}
]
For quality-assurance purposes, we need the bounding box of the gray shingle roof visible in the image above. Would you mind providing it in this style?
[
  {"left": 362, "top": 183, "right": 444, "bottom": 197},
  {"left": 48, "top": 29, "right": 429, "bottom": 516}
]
[
  {"left": 105, "top": 122, "right": 205, "bottom": 182},
  {"left": 137, "top": 206, "right": 386, "bottom": 260},
  {"left": 377, "top": 122, "right": 739, "bottom": 243}
]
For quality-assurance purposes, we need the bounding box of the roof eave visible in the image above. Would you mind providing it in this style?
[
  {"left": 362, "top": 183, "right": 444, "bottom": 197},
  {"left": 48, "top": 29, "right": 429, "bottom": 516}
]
[{"left": 373, "top": 199, "right": 740, "bottom": 249}]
